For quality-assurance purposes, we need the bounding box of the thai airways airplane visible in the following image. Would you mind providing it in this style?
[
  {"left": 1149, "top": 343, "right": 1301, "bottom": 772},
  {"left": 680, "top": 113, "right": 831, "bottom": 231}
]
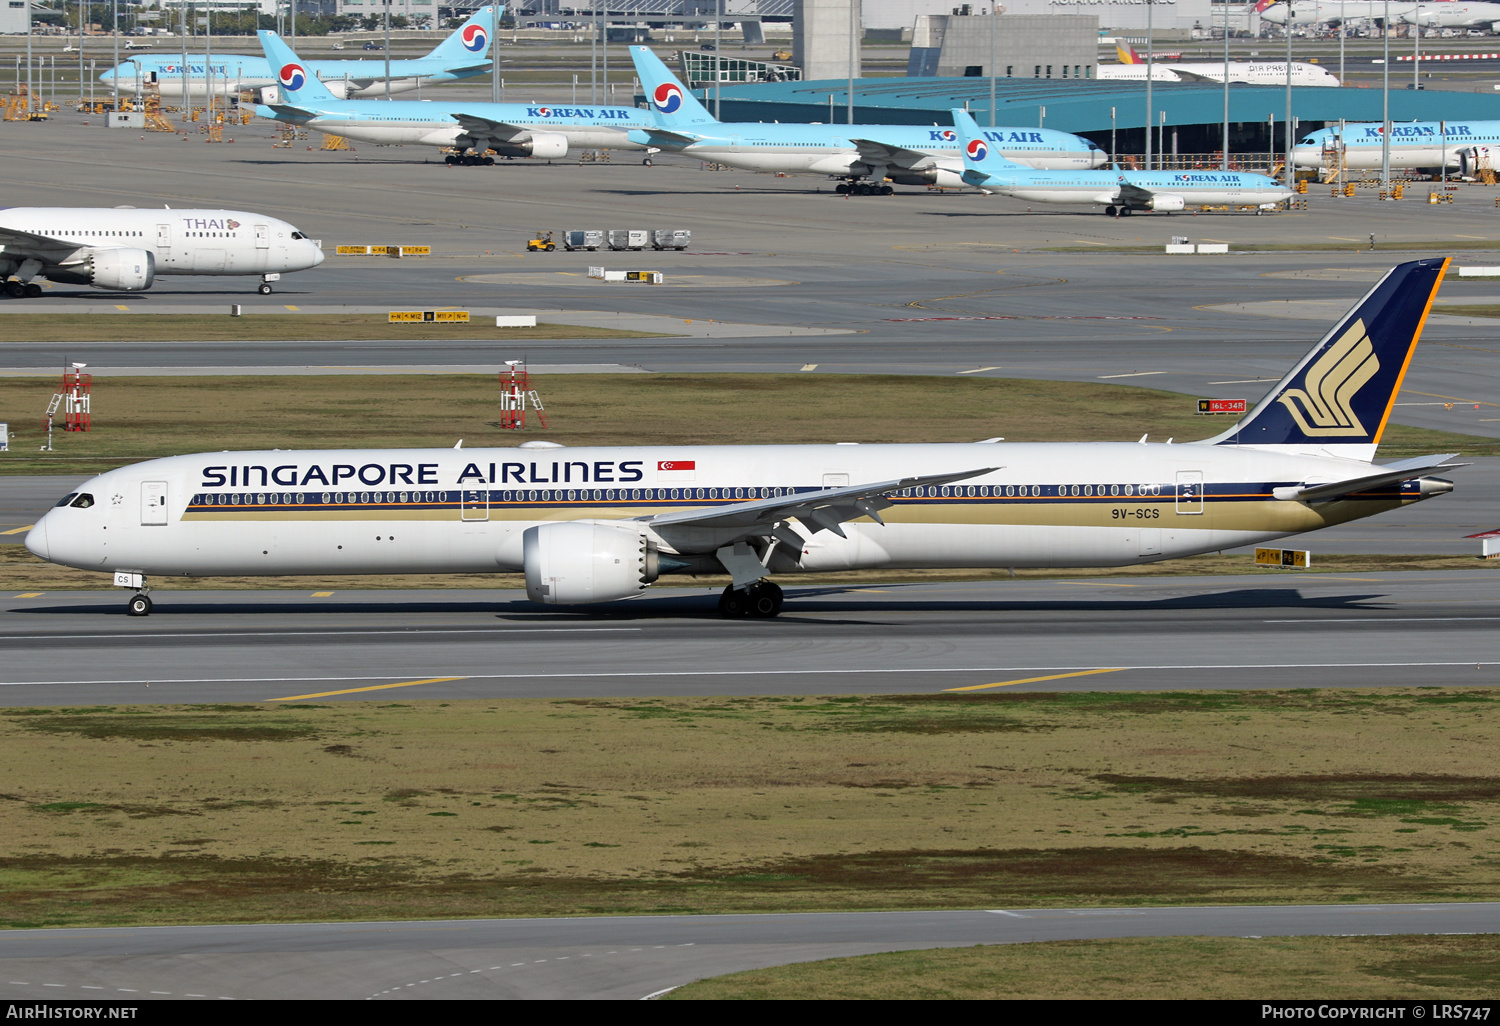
[
  {"left": 626, "top": 45, "right": 1104, "bottom": 194},
  {"left": 951, "top": 110, "right": 1292, "bottom": 215},
  {"left": 1293, "top": 120, "right": 1500, "bottom": 171},
  {"left": 1404, "top": 2, "right": 1500, "bottom": 28},
  {"left": 1097, "top": 42, "right": 1340, "bottom": 86},
  {"left": 1255, "top": 0, "right": 1421, "bottom": 25},
  {"left": 0, "top": 206, "right": 323, "bottom": 297},
  {"left": 99, "top": 7, "right": 501, "bottom": 101},
  {"left": 255, "top": 31, "right": 653, "bottom": 163},
  {"left": 26, "top": 258, "right": 1462, "bottom": 619}
]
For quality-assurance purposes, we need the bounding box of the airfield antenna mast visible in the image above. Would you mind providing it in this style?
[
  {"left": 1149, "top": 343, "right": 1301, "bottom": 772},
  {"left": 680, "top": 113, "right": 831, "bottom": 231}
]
[
  {"left": 1285, "top": 0, "right": 1294, "bottom": 188},
  {"left": 498, "top": 360, "right": 548, "bottom": 430}
]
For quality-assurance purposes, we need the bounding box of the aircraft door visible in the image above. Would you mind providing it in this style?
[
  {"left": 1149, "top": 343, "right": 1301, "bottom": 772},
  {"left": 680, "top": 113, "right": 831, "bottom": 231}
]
[
  {"left": 141, "top": 481, "right": 168, "bottom": 525},
  {"left": 461, "top": 489, "right": 489, "bottom": 522},
  {"left": 255, "top": 224, "right": 269, "bottom": 249},
  {"left": 156, "top": 223, "right": 172, "bottom": 248},
  {"left": 1175, "top": 471, "right": 1204, "bottom": 515}
]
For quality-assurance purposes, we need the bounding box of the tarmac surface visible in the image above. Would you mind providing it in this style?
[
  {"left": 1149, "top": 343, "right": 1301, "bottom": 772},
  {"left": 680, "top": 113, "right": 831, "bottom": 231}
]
[{"left": 1, "top": 902, "right": 1497, "bottom": 1000}]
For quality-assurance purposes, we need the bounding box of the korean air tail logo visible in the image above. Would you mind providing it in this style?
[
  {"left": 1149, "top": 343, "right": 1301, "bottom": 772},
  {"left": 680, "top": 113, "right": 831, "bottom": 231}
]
[
  {"left": 1276, "top": 319, "right": 1380, "bottom": 437},
  {"left": 652, "top": 83, "right": 683, "bottom": 114},
  {"left": 278, "top": 63, "right": 306, "bottom": 91},
  {"left": 462, "top": 24, "right": 488, "bottom": 52},
  {"left": 966, "top": 138, "right": 988, "bottom": 161}
]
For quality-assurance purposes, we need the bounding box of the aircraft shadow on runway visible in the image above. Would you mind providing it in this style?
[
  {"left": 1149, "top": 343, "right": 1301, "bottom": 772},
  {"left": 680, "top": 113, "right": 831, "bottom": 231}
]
[{"left": 8, "top": 585, "right": 1391, "bottom": 621}]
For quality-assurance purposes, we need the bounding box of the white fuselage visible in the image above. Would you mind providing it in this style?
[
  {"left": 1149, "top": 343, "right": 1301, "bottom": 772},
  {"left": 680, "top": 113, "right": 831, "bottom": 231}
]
[
  {"left": 28, "top": 442, "right": 1435, "bottom": 583},
  {"left": 1097, "top": 62, "right": 1340, "bottom": 86},
  {"left": 296, "top": 114, "right": 642, "bottom": 152},
  {"left": 975, "top": 172, "right": 1292, "bottom": 209},
  {"left": 1293, "top": 122, "right": 1500, "bottom": 169},
  {"left": 1260, "top": 1, "right": 1420, "bottom": 24},
  {"left": 0, "top": 207, "right": 324, "bottom": 281}
]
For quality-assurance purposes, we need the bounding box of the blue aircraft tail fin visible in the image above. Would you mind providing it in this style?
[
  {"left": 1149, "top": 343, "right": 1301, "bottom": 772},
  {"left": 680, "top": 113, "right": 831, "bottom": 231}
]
[
  {"left": 257, "top": 31, "right": 337, "bottom": 104},
  {"left": 424, "top": 6, "right": 501, "bottom": 62},
  {"left": 950, "top": 108, "right": 1029, "bottom": 179},
  {"left": 1202, "top": 258, "right": 1450, "bottom": 458},
  {"left": 628, "top": 45, "right": 717, "bottom": 127}
]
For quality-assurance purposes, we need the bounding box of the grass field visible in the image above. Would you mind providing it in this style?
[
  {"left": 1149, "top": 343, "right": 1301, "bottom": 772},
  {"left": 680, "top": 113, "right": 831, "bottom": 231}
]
[
  {"left": 664, "top": 935, "right": 1500, "bottom": 999},
  {"left": 1435, "top": 304, "right": 1500, "bottom": 318},
  {"left": 0, "top": 314, "right": 662, "bottom": 343},
  {"left": 2, "top": 689, "right": 1499, "bottom": 929},
  {"left": 2, "top": 372, "right": 1493, "bottom": 476},
  {"left": 1045, "top": 240, "right": 1500, "bottom": 254}
]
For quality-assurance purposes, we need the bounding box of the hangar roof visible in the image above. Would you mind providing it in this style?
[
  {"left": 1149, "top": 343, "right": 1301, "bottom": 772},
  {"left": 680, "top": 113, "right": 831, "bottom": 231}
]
[{"left": 707, "top": 77, "right": 1500, "bottom": 132}]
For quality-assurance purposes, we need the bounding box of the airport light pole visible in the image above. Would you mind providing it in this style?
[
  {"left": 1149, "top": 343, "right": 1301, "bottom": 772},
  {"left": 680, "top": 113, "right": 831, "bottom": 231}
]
[
  {"left": 1381, "top": 0, "right": 1391, "bottom": 189},
  {"left": 988, "top": 4, "right": 995, "bottom": 128},
  {"left": 1339, "top": 0, "right": 1345, "bottom": 83},
  {"left": 1413, "top": 3, "right": 1421, "bottom": 90},
  {"left": 1145, "top": 0, "right": 1153, "bottom": 171},
  {"left": 1285, "top": 0, "right": 1294, "bottom": 188},
  {"left": 492, "top": 4, "right": 500, "bottom": 103},
  {"left": 846, "top": 0, "right": 854, "bottom": 125},
  {"left": 1221, "top": 0, "right": 1230, "bottom": 170},
  {"left": 111, "top": 0, "right": 118, "bottom": 108},
  {"left": 1110, "top": 104, "right": 1116, "bottom": 163}
]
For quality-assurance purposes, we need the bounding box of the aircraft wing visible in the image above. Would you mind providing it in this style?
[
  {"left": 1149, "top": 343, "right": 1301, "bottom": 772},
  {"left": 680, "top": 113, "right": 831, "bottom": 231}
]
[
  {"left": 643, "top": 465, "right": 998, "bottom": 537},
  {"left": 0, "top": 225, "right": 78, "bottom": 260},
  {"left": 1164, "top": 67, "right": 1214, "bottom": 82},
  {"left": 451, "top": 113, "right": 528, "bottom": 139},
  {"left": 849, "top": 138, "right": 939, "bottom": 170},
  {"left": 1272, "top": 453, "right": 1467, "bottom": 503}
]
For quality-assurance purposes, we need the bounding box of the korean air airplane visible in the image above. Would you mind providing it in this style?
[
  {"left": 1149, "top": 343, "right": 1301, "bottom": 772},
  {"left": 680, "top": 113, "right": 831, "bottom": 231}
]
[
  {"left": 27, "top": 258, "right": 1462, "bottom": 619},
  {"left": 255, "top": 31, "right": 654, "bottom": 163},
  {"left": 0, "top": 206, "right": 323, "bottom": 298},
  {"left": 100, "top": 7, "right": 501, "bottom": 101},
  {"left": 1294, "top": 121, "right": 1500, "bottom": 172},
  {"left": 626, "top": 45, "right": 1104, "bottom": 194},
  {"left": 952, "top": 110, "right": 1292, "bottom": 215}
]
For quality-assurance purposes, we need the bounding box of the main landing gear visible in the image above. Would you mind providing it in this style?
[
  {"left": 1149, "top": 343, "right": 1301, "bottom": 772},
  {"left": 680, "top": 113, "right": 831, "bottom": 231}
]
[
  {"left": 1104, "top": 205, "right": 1133, "bottom": 218},
  {"left": 835, "top": 180, "right": 894, "bottom": 197},
  {"left": 718, "top": 581, "right": 783, "bottom": 619},
  {"left": 3, "top": 280, "right": 43, "bottom": 298},
  {"left": 445, "top": 152, "right": 495, "bottom": 166}
]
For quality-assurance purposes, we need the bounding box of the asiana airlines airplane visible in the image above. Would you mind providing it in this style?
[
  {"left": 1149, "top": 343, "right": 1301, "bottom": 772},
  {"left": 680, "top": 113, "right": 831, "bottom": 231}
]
[{"left": 25, "top": 259, "right": 1462, "bottom": 619}]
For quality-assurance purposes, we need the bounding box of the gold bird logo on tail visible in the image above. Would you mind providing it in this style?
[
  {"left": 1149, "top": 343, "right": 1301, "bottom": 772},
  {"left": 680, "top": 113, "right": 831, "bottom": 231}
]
[{"left": 1276, "top": 320, "right": 1381, "bottom": 436}]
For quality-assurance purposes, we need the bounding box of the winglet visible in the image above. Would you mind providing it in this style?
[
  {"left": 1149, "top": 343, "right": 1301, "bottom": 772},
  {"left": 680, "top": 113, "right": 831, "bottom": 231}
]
[{"left": 1201, "top": 258, "right": 1451, "bottom": 460}]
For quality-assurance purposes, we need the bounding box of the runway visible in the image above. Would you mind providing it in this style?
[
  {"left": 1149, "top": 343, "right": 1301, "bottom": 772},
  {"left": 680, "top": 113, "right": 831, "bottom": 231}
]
[
  {"left": 2, "top": 569, "right": 1498, "bottom": 706},
  {"left": 1, "top": 902, "right": 1495, "bottom": 1000}
]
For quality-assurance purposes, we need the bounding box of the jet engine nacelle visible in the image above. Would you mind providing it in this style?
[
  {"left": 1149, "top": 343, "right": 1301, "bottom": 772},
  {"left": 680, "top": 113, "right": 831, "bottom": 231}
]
[
  {"left": 1459, "top": 145, "right": 1498, "bottom": 176},
  {"left": 886, "top": 167, "right": 966, "bottom": 188},
  {"left": 523, "top": 521, "right": 660, "bottom": 605},
  {"left": 45, "top": 248, "right": 155, "bottom": 291},
  {"left": 512, "top": 131, "right": 568, "bottom": 159},
  {"left": 1146, "top": 193, "right": 1186, "bottom": 212}
]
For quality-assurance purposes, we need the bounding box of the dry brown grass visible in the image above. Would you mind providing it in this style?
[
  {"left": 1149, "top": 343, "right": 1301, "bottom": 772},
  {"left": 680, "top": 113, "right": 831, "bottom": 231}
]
[
  {"left": 2, "top": 372, "right": 1491, "bottom": 477},
  {"left": 665, "top": 935, "right": 1500, "bottom": 999},
  {"left": 0, "top": 314, "right": 661, "bottom": 343},
  {"left": 3, "top": 690, "right": 1500, "bottom": 928}
]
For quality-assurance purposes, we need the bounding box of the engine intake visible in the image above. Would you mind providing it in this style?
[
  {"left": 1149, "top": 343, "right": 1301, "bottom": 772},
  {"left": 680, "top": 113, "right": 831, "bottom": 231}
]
[
  {"left": 1146, "top": 194, "right": 1186, "bottom": 212},
  {"left": 524, "top": 521, "right": 659, "bottom": 605}
]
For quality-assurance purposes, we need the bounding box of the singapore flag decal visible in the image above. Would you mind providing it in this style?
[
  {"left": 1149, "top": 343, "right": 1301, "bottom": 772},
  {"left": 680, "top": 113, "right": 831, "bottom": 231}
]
[{"left": 656, "top": 459, "right": 696, "bottom": 482}]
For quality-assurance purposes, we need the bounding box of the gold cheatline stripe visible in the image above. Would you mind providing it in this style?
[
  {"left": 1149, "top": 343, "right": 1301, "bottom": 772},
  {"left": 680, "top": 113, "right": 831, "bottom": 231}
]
[
  {"left": 944, "top": 668, "right": 1123, "bottom": 692},
  {"left": 269, "top": 676, "right": 466, "bottom": 702}
]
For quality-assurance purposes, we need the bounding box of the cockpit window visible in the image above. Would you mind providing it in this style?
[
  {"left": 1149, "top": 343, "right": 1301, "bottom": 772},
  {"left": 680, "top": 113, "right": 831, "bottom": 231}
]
[
  {"left": 54, "top": 492, "right": 78, "bottom": 507},
  {"left": 291, "top": 231, "right": 306, "bottom": 240},
  {"left": 69, "top": 493, "right": 95, "bottom": 509},
  {"left": 1300, "top": 136, "right": 1317, "bottom": 144}
]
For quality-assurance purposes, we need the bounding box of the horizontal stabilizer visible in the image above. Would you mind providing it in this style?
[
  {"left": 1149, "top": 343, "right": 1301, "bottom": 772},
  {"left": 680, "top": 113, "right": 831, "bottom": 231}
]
[{"left": 1273, "top": 453, "right": 1466, "bottom": 502}]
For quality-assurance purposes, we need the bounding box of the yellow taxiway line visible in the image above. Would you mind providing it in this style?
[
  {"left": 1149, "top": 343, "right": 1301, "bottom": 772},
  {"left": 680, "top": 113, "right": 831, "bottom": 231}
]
[
  {"left": 270, "top": 676, "right": 467, "bottom": 702},
  {"left": 945, "top": 668, "right": 1123, "bottom": 692}
]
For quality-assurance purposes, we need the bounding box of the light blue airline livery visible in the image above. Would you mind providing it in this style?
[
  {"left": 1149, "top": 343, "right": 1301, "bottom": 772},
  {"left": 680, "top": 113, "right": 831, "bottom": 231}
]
[
  {"left": 625, "top": 45, "right": 1104, "bottom": 193},
  {"left": 101, "top": 8, "right": 501, "bottom": 101},
  {"left": 1294, "top": 121, "right": 1500, "bottom": 172},
  {"left": 254, "top": 29, "right": 655, "bottom": 163},
  {"left": 952, "top": 109, "right": 1292, "bottom": 215}
]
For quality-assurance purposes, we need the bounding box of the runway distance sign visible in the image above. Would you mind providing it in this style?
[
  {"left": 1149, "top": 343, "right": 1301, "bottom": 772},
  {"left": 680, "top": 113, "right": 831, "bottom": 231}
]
[
  {"left": 1198, "top": 398, "right": 1247, "bottom": 415},
  {"left": 389, "top": 311, "right": 471, "bottom": 323},
  {"left": 1256, "top": 547, "right": 1310, "bottom": 568}
]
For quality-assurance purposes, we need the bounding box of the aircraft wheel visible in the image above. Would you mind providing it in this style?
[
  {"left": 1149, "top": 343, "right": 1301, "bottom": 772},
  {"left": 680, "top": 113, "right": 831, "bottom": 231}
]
[
  {"left": 718, "top": 586, "right": 751, "bottom": 619},
  {"left": 4, "top": 282, "right": 23, "bottom": 298},
  {"left": 880, "top": 185, "right": 894, "bottom": 196},
  {"left": 1120, "top": 206, "right": 1133, "bottom": 217},
  {"left": 126, "top": 593, "right": 152, "bottom": 617},
  {"left": 834, "top": 183, "right": 850, "bottom": 194},
  {"left": 746, "top": 582, "right": 783, "bottom": 618},
  {"left": 642, "top": 157, "right": 653, "bottom": 166},
  {"left": 23, "top": 283, "right": 41, "bottom": 298},
  {"left": 1104, "top": 205, "right": 1116, "bottom": 217},
  {"left": 258, "top": 283, "right": 273, "bottom": 295},
  {"left": 483, "top": 156, "right": 495, "bottom": 166},
  {"left": 444, "top": 154, "right": 457, "bottom": 165}
]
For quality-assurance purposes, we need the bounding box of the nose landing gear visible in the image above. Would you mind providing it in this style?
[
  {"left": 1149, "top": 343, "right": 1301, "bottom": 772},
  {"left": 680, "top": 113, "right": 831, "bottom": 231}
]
[{"left": 127, "top": 592, "right": 153, "bottom": 616}]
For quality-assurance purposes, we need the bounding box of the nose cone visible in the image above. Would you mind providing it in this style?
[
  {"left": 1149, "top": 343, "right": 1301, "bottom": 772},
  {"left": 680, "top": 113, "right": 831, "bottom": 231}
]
[
  {"left": 24, "top": 515, "right": 49, "bottom": 562},
  {"left": 1292, "top": 146, "right": 1319, "bottom": 168},
  {"left": 312, "top": 244, "right": 326, "bottom": 267}
]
